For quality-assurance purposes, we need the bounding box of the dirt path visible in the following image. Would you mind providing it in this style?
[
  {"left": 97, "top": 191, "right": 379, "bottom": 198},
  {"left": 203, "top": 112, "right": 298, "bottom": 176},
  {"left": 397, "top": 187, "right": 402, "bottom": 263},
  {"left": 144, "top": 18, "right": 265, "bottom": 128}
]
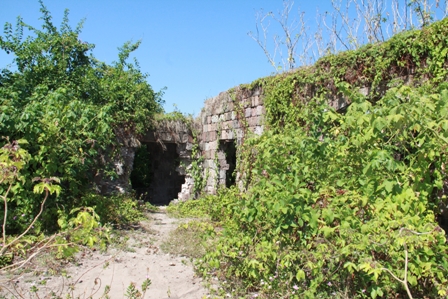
[{"left": 0, "top": 207, "right": 210, "bottom": 299}]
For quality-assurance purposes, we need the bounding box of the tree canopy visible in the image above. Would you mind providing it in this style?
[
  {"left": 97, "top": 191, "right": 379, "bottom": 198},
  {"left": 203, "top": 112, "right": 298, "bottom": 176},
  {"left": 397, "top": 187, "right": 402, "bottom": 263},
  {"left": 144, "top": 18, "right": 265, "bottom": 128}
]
[{"left": 0, "top": 1, "right": 163, "bottom": 232}]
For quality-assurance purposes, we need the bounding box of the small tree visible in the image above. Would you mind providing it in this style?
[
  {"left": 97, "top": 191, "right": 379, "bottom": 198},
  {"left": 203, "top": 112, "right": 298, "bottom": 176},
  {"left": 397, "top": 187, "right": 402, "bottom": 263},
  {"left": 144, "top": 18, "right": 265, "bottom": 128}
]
[{"left": 0, "top": 1, "right": 164, "bottom": 232}]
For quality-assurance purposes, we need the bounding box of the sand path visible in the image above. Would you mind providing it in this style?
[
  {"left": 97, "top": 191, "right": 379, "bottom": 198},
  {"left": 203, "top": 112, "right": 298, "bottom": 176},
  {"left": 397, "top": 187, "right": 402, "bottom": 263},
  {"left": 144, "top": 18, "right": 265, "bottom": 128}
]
[{"left": 0, "top": 207, "right": 209, "bottom": 299}]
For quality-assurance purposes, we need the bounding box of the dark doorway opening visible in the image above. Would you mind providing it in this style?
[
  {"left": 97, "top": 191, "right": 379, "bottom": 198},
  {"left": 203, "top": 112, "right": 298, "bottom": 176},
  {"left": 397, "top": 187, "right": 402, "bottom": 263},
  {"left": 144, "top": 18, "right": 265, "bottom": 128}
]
[
  {"left": 220, "top": 140, "right": 237, "bottom": 187},
  {"left": 131, "top": 142, "right": 185, "bottom": 205},
  {"left": 130, "top": 144, "right": 153, "bottom": 190}
]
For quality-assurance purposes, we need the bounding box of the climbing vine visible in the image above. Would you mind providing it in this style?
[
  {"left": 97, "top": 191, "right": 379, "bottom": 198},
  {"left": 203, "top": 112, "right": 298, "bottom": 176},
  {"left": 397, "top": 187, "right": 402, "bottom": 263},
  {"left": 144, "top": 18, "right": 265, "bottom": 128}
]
[{"left": 190, "top": 140, "right": 207, "bottom": 197}]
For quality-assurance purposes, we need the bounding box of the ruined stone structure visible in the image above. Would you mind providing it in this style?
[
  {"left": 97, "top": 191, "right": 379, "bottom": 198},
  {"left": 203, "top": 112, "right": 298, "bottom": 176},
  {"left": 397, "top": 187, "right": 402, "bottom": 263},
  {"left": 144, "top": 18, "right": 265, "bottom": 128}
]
[
  {"left": 138, "top": 120, "right": 196, "bottom": 204},
  {"left": 102, "top": 76, "right": 413, "bottom": 203},
  {"left": 101, "top": 51, "right": 432, "bottom": 206},
  {"left": 198, "top": 87, "right": 265, "bottom": 194}
]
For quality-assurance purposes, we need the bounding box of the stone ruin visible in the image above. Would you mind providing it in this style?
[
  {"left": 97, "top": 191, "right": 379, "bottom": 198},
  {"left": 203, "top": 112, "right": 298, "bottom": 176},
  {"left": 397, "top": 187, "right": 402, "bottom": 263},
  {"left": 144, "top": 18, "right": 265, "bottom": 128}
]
[
  {"left": 110, "top": 86, "right": 267, "bottom": 204},
  {"left": 104, "top": 82, "right": 372, "bottom": 203},
  {"left": 104, "top": 70, "right": 439, "bottom": 208},
  {"left": 198, "top": 87, "right": 265, "bottom": 194},
  {"left": 136, "top": 120, "right": 196, "bottom": 205}
]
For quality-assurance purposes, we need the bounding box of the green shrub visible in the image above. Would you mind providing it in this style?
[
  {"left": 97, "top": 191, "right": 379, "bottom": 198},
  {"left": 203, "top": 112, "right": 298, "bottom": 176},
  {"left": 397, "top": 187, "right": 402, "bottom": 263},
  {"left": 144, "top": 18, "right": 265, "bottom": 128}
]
[
  {"left": 79, "top": 193, "right": 146, "bottom": 227},
  {"left": 196, "top": 85, "right": 448, "bottom": 298},
  {"left": 0, "top": 1, "right": 163, "bottom": 232}
]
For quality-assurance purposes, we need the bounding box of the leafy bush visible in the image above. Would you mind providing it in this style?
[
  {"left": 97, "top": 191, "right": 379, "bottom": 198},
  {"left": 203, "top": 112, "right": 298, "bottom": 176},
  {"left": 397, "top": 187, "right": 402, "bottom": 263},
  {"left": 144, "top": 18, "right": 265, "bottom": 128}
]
[
  {"left": 192, "top": 18, "right": 448, "bottom": 298},
  {"left": 195, "top": 85, "right": 448, "bottom": 297},
  {"left": 0, "top": 140, "right": 110, "bottom": 268},
  {"left": 79, "top": 193, "right": 147, "bottom": 227},
  {"left": 0, "top": 1, "right": 163, "bottom": 232},
  {"left": 167, "top": 187, "right": 241, "bottom": 222}
]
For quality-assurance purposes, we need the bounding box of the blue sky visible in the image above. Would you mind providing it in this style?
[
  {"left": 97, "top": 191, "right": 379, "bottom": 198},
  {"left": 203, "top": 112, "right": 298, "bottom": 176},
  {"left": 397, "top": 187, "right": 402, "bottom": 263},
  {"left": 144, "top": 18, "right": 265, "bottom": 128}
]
[
  {"left": 1, "top": 1, "right": 333, "bottom": 116},
  {"left": 2, "top": 1, "right": 445, "bottom": 116}
]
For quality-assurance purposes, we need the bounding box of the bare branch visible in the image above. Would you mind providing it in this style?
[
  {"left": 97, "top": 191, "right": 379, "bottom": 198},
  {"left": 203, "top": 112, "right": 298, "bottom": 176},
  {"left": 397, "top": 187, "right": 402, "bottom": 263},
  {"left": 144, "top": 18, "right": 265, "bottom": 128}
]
[{"left": 248, "top": 0, "right": 309, "bottom": 72}]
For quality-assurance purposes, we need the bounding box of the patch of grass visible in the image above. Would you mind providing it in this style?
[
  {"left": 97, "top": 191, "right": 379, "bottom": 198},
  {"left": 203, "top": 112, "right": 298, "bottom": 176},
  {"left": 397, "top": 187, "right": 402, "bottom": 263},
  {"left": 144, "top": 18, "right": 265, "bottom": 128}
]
[
  {"left": 160, "top": 221, "right": 215, "bottom": 259},
  {"left": 166, "top": 196, "right": 214, "bottom": 219}
]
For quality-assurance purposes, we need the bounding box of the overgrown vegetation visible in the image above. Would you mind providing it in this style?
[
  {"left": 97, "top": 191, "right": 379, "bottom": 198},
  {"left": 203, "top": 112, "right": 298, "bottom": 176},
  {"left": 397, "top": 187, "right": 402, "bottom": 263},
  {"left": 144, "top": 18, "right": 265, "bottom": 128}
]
[
  {"left": 169, "top": 17, "right": 448, "bottom": 299},
  {"left": 0, "top": 1, "right": 162, "bottom": 269}
]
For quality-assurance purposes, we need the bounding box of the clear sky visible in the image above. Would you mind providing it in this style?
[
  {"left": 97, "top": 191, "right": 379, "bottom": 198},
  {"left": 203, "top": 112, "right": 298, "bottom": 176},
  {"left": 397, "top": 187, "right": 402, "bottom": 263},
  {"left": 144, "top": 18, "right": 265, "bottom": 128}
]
[
  {"left": 0, "top": 1, "right": 335, "bottom": 116},
  {"left": 2, "top": 1, "right": 445, "bottom": 116}
]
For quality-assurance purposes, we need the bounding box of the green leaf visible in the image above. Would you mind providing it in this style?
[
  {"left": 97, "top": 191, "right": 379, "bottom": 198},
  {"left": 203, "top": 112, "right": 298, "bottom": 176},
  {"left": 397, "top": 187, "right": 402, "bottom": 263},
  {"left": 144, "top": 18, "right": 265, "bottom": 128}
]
[{"left": 296, "top": 269, "right": 306, "bottom": 281}]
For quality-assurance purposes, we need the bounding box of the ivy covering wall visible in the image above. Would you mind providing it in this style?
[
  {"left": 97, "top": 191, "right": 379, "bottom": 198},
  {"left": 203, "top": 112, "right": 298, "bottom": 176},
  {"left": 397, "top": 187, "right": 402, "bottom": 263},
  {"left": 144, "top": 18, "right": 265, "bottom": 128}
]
[{"left": 174, "top": 18, "right": 448, "bottom": 299}]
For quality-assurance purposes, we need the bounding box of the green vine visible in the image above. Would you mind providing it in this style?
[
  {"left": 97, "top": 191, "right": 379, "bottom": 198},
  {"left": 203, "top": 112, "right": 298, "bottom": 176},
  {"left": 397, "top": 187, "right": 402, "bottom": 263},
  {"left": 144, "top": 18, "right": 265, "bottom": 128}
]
[
  {"left": 190, "top": 139, "right": 207, "bottom": 197},
  {"left": 191, "top": 19, "right": 448, "bottom": 299}
]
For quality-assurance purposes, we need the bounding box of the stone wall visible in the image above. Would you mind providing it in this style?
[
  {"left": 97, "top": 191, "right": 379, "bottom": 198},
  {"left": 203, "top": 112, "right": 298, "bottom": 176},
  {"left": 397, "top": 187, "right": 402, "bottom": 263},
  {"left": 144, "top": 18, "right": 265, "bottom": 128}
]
[
  {"left": 102, "top": 75, "right": 415, "bottom": 201},
  {"left": 94, "top": 128, "right": 140, "bottom": 195},
  {"left": 141, "top": 120, "right": 196, "bottom": 203},
  {"left": 199, "top": 87, "right": 265, "bottom": 194}
]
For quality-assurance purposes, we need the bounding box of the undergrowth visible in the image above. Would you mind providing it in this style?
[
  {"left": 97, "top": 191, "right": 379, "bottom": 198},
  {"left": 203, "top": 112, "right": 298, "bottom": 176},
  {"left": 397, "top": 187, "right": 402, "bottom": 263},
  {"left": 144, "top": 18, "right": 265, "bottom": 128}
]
[
  {"left": 179, "top": 19, "right": 448, "bottom": 299},
  {"left": 194, "top": 85, "right": 448, "bottom": 298}
]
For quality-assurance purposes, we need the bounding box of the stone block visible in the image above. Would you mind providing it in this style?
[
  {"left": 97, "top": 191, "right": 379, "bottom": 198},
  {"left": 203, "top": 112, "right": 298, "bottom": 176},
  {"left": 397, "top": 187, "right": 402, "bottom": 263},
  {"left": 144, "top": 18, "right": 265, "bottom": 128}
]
[
  {"left": 221, "top": 120, "right": 230, "bottom": 129},
  {"left": 228, "top": 129, "right": 235, "bottom": 139},
  {"left": 253, "top": 95, "right": 260, "bottom": 107},
  {"left": 206, "top": 176, "right": 215, "bottom": 187},
  {"left": 209, "top": 140, "right": 218, "bottom": 150},
  {"left": 208, "top": 131, "right": 217, "bottom": 142},
  {"left": 248, "top": 116, "right": 259, "bottom": 127},
  {"left": 220, "top": 130, "right": 227, "bottom": 140},
  {"left": 219, "top": 169, "right": 227, "bottom": 179},
  {"left": 161, "top": 132, "right": 173, "bottom": 142},
  {"left": 216, "top": 103, "right": 224, "bottom": 115},
  {"left": 205, "top": 186, "right": 215, "bottom": 194},
  {"left": 254, "top": 125, "right": 264, "bottom": 136},
  {"left": 256, "top": 105, "right": 264, "bottom": 116},
  {"left": 231, "top": 111, "right": 237, "bottom": 120},
  {"left": 236, "top": 128, "right": 244, "bottom": 139},
  {"left": 221, "top": 129, "right": 234, "bottom": 140},
  {"left": 176, "top": 166, "right": 187, "bottom": 176},
  {"left": 242, "top": 98, "right": 251, "bottom": 108},
  {"left": 219, "top": 114, "right": 225, "bottom": 121},
  {"left": 181, "top": 133, "right": 189, "bottom": 143},
  {"left": 185, "top": 176, "right": 194, "bottom": 185},
  {"left": 217, "top": 151, "right": 226, "bottom": 160},
  {"left": 245, "top": 108, "right": 251, "bottom": 118},
  {"left": 203, "top": 159, "right": 213, "bottom": 168},
  {"left": 220, "top": 162, "right": 229, "bottom": 171},
  {"left": 211, "top": 115, "right": 219, "bottom": 123},
  {"left": 179, "top": 151, "right": 191, "bottom": 159},
  {"left": 203, "top": 150, "right": 210, "bottom": 159},
  {"left": 359, "top": 86, "right": 369, "bottom": 96}
]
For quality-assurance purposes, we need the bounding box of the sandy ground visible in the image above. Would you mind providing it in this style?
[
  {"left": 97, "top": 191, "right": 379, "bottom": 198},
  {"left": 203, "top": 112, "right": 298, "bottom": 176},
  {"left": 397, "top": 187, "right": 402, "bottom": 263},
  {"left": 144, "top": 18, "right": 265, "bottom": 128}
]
[{"left": 0, "top": 207, "right": 210, "bottom": 299}]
